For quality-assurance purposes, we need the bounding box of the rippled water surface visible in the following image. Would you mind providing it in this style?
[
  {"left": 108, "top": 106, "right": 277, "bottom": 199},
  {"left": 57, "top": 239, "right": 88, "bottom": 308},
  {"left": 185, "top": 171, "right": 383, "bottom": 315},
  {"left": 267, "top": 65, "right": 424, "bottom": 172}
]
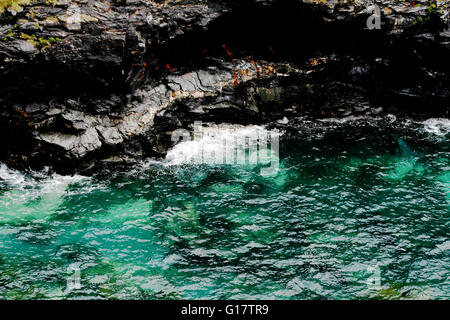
[{"left": 0, "top": 119, "right": 449, "bottom": 299}]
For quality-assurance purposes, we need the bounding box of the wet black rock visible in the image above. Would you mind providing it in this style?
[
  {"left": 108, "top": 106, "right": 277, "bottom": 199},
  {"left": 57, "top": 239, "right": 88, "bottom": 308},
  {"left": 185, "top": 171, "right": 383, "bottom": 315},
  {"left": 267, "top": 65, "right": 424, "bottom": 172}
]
[{"left": 0, "top": 0, "right": 449, "bottom": 173}]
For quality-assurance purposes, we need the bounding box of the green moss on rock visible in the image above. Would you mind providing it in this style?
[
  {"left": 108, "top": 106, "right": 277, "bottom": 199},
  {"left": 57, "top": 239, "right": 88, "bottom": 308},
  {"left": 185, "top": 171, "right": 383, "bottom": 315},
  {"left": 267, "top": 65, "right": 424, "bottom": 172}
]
[{"left": 0, "top": 0, "right": 31, "bottom": 15}]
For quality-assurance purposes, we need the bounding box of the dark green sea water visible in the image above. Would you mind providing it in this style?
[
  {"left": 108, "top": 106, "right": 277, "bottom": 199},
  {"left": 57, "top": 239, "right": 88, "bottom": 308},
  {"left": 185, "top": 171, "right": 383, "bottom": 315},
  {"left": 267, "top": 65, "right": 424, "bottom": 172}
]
[{"left": 0, "top": 118, "right": 449, "bottom": 299}]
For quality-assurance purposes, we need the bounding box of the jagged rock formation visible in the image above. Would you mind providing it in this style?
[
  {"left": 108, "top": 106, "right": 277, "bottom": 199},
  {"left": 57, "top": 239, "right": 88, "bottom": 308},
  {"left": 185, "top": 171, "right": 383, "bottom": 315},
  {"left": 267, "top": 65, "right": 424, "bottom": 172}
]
[{"left": 0, "top": 0, "right": 449, "bottom": 173}]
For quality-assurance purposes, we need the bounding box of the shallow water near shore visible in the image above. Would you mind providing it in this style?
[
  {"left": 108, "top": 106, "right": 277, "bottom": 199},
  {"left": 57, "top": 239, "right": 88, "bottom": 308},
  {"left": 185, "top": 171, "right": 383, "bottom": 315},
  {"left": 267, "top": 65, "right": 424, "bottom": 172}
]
[{"left": 0, "top": 118, "right": 448, "bottom": 299}]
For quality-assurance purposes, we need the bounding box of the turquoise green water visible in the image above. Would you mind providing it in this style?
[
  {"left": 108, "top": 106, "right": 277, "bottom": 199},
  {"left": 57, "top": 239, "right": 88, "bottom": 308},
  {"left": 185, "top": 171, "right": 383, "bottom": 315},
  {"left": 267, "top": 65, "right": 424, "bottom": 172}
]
[{"left": 0, "top": 119, "right": 449, "bottom": 299}]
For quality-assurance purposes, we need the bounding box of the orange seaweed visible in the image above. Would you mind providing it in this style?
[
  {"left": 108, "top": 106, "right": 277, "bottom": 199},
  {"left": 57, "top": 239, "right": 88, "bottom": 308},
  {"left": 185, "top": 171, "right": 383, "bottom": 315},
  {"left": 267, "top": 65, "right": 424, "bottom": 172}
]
[{"left": 223, "top": 44, "right": 238, "bottom": 86}]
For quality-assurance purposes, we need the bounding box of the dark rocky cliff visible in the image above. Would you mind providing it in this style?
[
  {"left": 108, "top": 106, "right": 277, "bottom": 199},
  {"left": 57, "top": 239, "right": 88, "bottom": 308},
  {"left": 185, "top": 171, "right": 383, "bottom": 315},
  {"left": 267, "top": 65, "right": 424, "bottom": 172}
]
[{"left": 0, "top": 0, "right": 449, "bottom": 173}]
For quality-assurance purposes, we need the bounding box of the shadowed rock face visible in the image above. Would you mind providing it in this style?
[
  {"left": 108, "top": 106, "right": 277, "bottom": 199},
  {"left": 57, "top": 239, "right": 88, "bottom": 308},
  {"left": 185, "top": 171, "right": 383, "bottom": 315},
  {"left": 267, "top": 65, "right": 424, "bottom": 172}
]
[{"left": 0, "top": 0, "right": 449, "bottom": 173}]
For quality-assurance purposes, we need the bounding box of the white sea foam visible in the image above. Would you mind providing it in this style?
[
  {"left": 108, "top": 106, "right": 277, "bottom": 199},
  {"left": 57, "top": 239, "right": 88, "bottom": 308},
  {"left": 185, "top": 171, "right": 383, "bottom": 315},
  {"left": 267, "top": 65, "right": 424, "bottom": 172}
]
[
  {"left": 422, "top": 118, "right": 450, "bottom": 136},
  {"left": 0, "top": 163, "right": 88, "bottom": 223},
  {"left": 318, "top": 115, "right": 367, "bottom": 123},
  {"left": 318, "top": 114, "right": 397, "bottom": 124},
  {"left": 0, "top": 163, "right": 26, "bottom": 186},
  {"left": 164, "top": 123, "right": 282, "bottom": 167},
  {"left": 0, "top": 163, "right": 87, "bottom": 189}
]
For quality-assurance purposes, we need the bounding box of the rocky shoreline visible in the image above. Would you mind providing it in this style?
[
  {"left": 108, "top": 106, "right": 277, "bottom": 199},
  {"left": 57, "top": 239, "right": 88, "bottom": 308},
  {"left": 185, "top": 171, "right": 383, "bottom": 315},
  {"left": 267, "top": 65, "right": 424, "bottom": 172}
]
[{"left": 0, "top": 0, "right": 449, "bottom": 173}]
